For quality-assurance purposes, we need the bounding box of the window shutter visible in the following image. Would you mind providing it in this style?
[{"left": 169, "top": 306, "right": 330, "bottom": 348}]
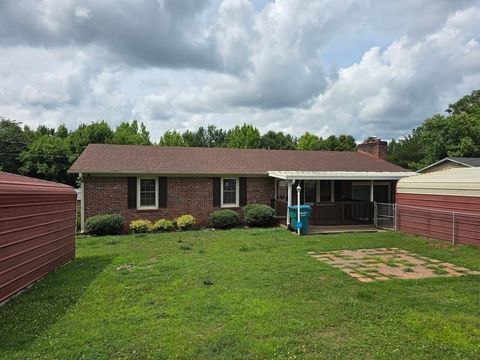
[
  {"left": 213, "top": 177, "right": 221, "bottom": 206},
  {"left": 239, "top": 177, "right": 247, "bottom": 206},
  {"left": 159, "top": 177, "right": 167, "bottom": 208},
  {"left": 127, "top": 177, "right": 137, "bottom": 209}
]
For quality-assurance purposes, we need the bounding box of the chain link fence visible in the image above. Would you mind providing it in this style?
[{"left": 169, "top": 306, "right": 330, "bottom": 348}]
[
  {"left": 374, "top": 202, "right": 480, "bottom": 247},
  {"left": 374, "top": 202, "right": 396, "bottom": 230}
]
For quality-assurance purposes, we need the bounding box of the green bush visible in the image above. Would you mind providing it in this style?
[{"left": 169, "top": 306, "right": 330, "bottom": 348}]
[
  {"left": 85, "top": 214, "right": 123, "bottom": 236},
  {"left": 177, "top": 214, "right": 196, "bottom": 231},
  {"left": 129, "top": 219, "right": 154, "bottom": 233},
  {"left": 243, "top": 204, "right": 276, "bottom": 227},
  {"left": 210, "top": 209, "right": 239, "bottom": 229},
  {"left": 153, "top": 218, "right": 174, "bottom": 232},
  {"left": 242, "top": 204, "right": 258, "bottom": 214}
]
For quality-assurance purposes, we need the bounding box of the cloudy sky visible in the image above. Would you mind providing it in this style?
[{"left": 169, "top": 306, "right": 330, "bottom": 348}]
[{"left": 1, "top": 0, "right": 480, "bottom": 142}]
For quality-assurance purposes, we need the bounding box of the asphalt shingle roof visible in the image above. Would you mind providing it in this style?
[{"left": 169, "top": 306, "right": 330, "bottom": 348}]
[
  {"left": 68, "top": 144, "right": 408, "bottom": 175},
  {"left": 448, "top": 157, "right": 480, "bottom": 167}
]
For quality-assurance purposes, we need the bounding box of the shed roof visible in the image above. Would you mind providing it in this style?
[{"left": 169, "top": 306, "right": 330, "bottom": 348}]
[
  {"left": 0, "top": 172, "right": 75, "bottom": 195},
  {"left": 397, "top": 168, "right": 480, "bottom": 197},
  {"left": 418, "top": 157, "right": 480, "bottom": 173},
  {"left": 69, "top": 144, "right": 408, "bottom": 175}
]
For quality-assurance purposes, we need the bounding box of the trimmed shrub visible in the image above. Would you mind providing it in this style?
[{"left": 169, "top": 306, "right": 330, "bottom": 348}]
[
  {"left": 210, "top": 209, "right": 239, "bottom": 229},
  {"left": 177, "top": 214, "right": 196, "bottom": 230},
  {"left": 153, "top": 218, "right": 174, "bottom": 232},
  {"left": 244, "top": 204, "right": 276, "bottom": 227},
  {"left": 242, "top": 204, "right": 258, "bottom": 215},
  {"left": 85, "top": 214, "right": 123, "bottom": 236},
  {"left": 129, "top": 219, "right": 154, "bottom": 234}
]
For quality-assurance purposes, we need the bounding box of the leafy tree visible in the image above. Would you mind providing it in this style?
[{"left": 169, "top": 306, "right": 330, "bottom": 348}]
[
  {"left": 260, "top": 131, "right": 296, "bottom": 150},
  {"left": 112, "top": 120, "right": 151, "bottom": 145},
  {"left": 388, "top": 89, "right": 480, "bottom": 169},
  {"left": 418, "top": 112, "right": 480, "bottom": 164},
  {"left": 159, "top": 130, "right": 186, "bottom": 146},
  {"left": 182, "top": 127, "right": 208, "bottom": 147},
  {"left": 296, "top": 132, "right": 322, "bottom": 150},
  {"left": 36, "top": 125, "right": 55, "bottom": 137},
  {"left": 446, "top": 89, "right": 480, "bottom": 115},
  {"left": 56, "top": 124, "right": 69, "bottom": 138},
  {"left": 0, "top": 118, "right": 28, "bottom": 173},
  {"left": 67, "top": 121, "right": 114, "bottom": 160},
  {"left": 23, "top": 125, "right": 36, "bottom": 144},
  {"left": 226, "top": 124, "right": 261, "bottom": 149},
  {"left": 20, "top": 135, "right": 73, "bottom": 184},
  {"left": 206, "top": 125, "right": 227, "bottom": 147},
  {"left": 322, "top": 135, "right": 339, "bottom": 151},
  {"left": 335, "top": 135, "right": 357, "bottom": 151},
  {"left": 387, "top": 133, "right": 425, "bottom": 169}
]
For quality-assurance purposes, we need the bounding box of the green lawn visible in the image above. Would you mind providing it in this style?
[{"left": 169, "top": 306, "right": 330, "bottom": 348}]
[{"left": 2, "top": 229, "right": 480, "bottom": 359}]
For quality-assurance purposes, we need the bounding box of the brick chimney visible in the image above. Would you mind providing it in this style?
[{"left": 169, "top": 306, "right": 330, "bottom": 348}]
[{"left": 357, "top": 137, "right": 388, "bottom": 160}]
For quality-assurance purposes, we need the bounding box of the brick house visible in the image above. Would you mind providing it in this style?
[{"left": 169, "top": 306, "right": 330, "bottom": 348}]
[{"left": 69, "top": 138, "right": 415, "bottom": 231}]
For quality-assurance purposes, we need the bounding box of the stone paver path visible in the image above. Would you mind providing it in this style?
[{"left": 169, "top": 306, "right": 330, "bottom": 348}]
[{"left": 310, "top": 248, "right": 480, "bottom": 282}]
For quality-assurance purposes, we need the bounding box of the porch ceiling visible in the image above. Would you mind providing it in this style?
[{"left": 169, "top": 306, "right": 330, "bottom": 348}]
[{"left": 268, "top": 171, "right": 417, "bottom": 180}]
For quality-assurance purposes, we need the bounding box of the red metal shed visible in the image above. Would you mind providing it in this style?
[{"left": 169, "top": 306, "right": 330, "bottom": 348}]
[
  {"left": 396, "top": 168, "right": 480, "bottom": 246},
  {"left": 0, "top": 172, "right": 76, "bottom": 303}
]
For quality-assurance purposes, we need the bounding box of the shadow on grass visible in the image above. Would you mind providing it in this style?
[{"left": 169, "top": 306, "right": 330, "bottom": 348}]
[{"left": 0, "top": 255, "right": 113, "bottom": 351}]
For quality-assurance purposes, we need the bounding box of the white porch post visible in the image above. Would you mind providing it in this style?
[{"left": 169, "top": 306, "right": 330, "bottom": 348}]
[
  {"left": 370, "top": 180, "right": 374, "bottom": 202},
  {"left": 286, "top": 180, "right": 295, "bottom": 226}
]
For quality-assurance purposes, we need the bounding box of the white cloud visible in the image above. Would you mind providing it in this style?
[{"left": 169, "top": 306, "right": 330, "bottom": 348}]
[
  {"left": 0, "top": 0, "right": 479, "bottom": 142},
  {"left": 74, "top": 6, "right": 91, "bottom": 20}
]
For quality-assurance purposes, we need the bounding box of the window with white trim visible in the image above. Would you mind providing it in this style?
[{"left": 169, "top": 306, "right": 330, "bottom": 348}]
[
  {"left": 137, "top": 178, "right": 158, "bottom": 209},
  {"left": 221, "top": 178, "right": 239, "bottom": 207}
]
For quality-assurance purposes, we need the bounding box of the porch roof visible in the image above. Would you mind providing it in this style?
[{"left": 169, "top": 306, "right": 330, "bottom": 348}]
[{"left": 268, "top": 171, "right": 417, "bottom": 181}]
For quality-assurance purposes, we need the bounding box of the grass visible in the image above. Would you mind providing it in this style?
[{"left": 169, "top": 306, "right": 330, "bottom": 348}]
[{"left": 2, "top": 229, "right": 480, "bottom": 359}]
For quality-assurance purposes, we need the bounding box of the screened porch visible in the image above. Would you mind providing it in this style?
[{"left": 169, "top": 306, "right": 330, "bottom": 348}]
[{"left": 268, "top": 171, "right": 413, "bottom": 228}]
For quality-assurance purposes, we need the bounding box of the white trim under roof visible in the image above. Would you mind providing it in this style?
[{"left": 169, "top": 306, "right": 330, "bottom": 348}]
[
  {"left": 268, "top": 171, "right": 416, "bottom": 180},
  {"left": 417, "top": 157, "right": 473, "bottom": 173}
]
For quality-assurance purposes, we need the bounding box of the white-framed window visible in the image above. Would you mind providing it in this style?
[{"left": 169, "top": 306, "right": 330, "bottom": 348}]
[
  {"left": 137, "top": 177, "right": 158, "bottom": 210},
  {"left": 221, "top": 178, "right": 239, "bottom": 208}
]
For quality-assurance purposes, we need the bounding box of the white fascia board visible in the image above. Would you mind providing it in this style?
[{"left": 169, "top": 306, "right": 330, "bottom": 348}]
[{"left": 268, "top": 171, "right": 417, "bottom": 180}]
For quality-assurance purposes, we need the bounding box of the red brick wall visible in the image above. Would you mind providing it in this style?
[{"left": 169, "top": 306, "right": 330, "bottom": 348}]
[
  {"left": 84, "top": 176, "right": 275, "bottom": 229},
  {"left": 357, "top": 138, "right": 388, "bottom": 160}
]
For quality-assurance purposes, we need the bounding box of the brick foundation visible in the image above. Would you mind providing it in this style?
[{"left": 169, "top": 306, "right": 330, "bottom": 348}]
[{"left": 84, "top": 176, "right": 275, "bottom": 230}]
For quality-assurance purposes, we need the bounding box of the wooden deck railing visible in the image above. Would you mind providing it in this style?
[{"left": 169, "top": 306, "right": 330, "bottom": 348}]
[
  {"left": 271, "top": 199, "right": 373, "bottom": 226},
  {"left": 311, "top": 201, "right": 373, "bottom": 225}
]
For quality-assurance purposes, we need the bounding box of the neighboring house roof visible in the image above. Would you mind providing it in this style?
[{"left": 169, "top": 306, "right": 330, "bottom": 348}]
[
  {"left": 398, "top": 167, "right": 480, "bottom": 197},
  {"left": 418, "top": 157, "right": 480, "bottom": 173},
  {"left": 69, "top": 144, "right": 409, "bottom": 175}
]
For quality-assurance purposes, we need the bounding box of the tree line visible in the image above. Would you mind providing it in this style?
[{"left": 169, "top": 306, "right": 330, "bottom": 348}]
[
  {"left": 0, "top": 120, "right": 356, "bottom": 186},
  {"left": 1, "top": 89, "right": 478, "bottom": 186},
  {"left": 387, "top": 89, "right": 480, "bottom": 170}
]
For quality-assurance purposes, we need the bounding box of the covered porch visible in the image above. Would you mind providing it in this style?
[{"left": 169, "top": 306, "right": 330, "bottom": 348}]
[{"left": 269, "top": 171, "right": 413, "bottom": 232}]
